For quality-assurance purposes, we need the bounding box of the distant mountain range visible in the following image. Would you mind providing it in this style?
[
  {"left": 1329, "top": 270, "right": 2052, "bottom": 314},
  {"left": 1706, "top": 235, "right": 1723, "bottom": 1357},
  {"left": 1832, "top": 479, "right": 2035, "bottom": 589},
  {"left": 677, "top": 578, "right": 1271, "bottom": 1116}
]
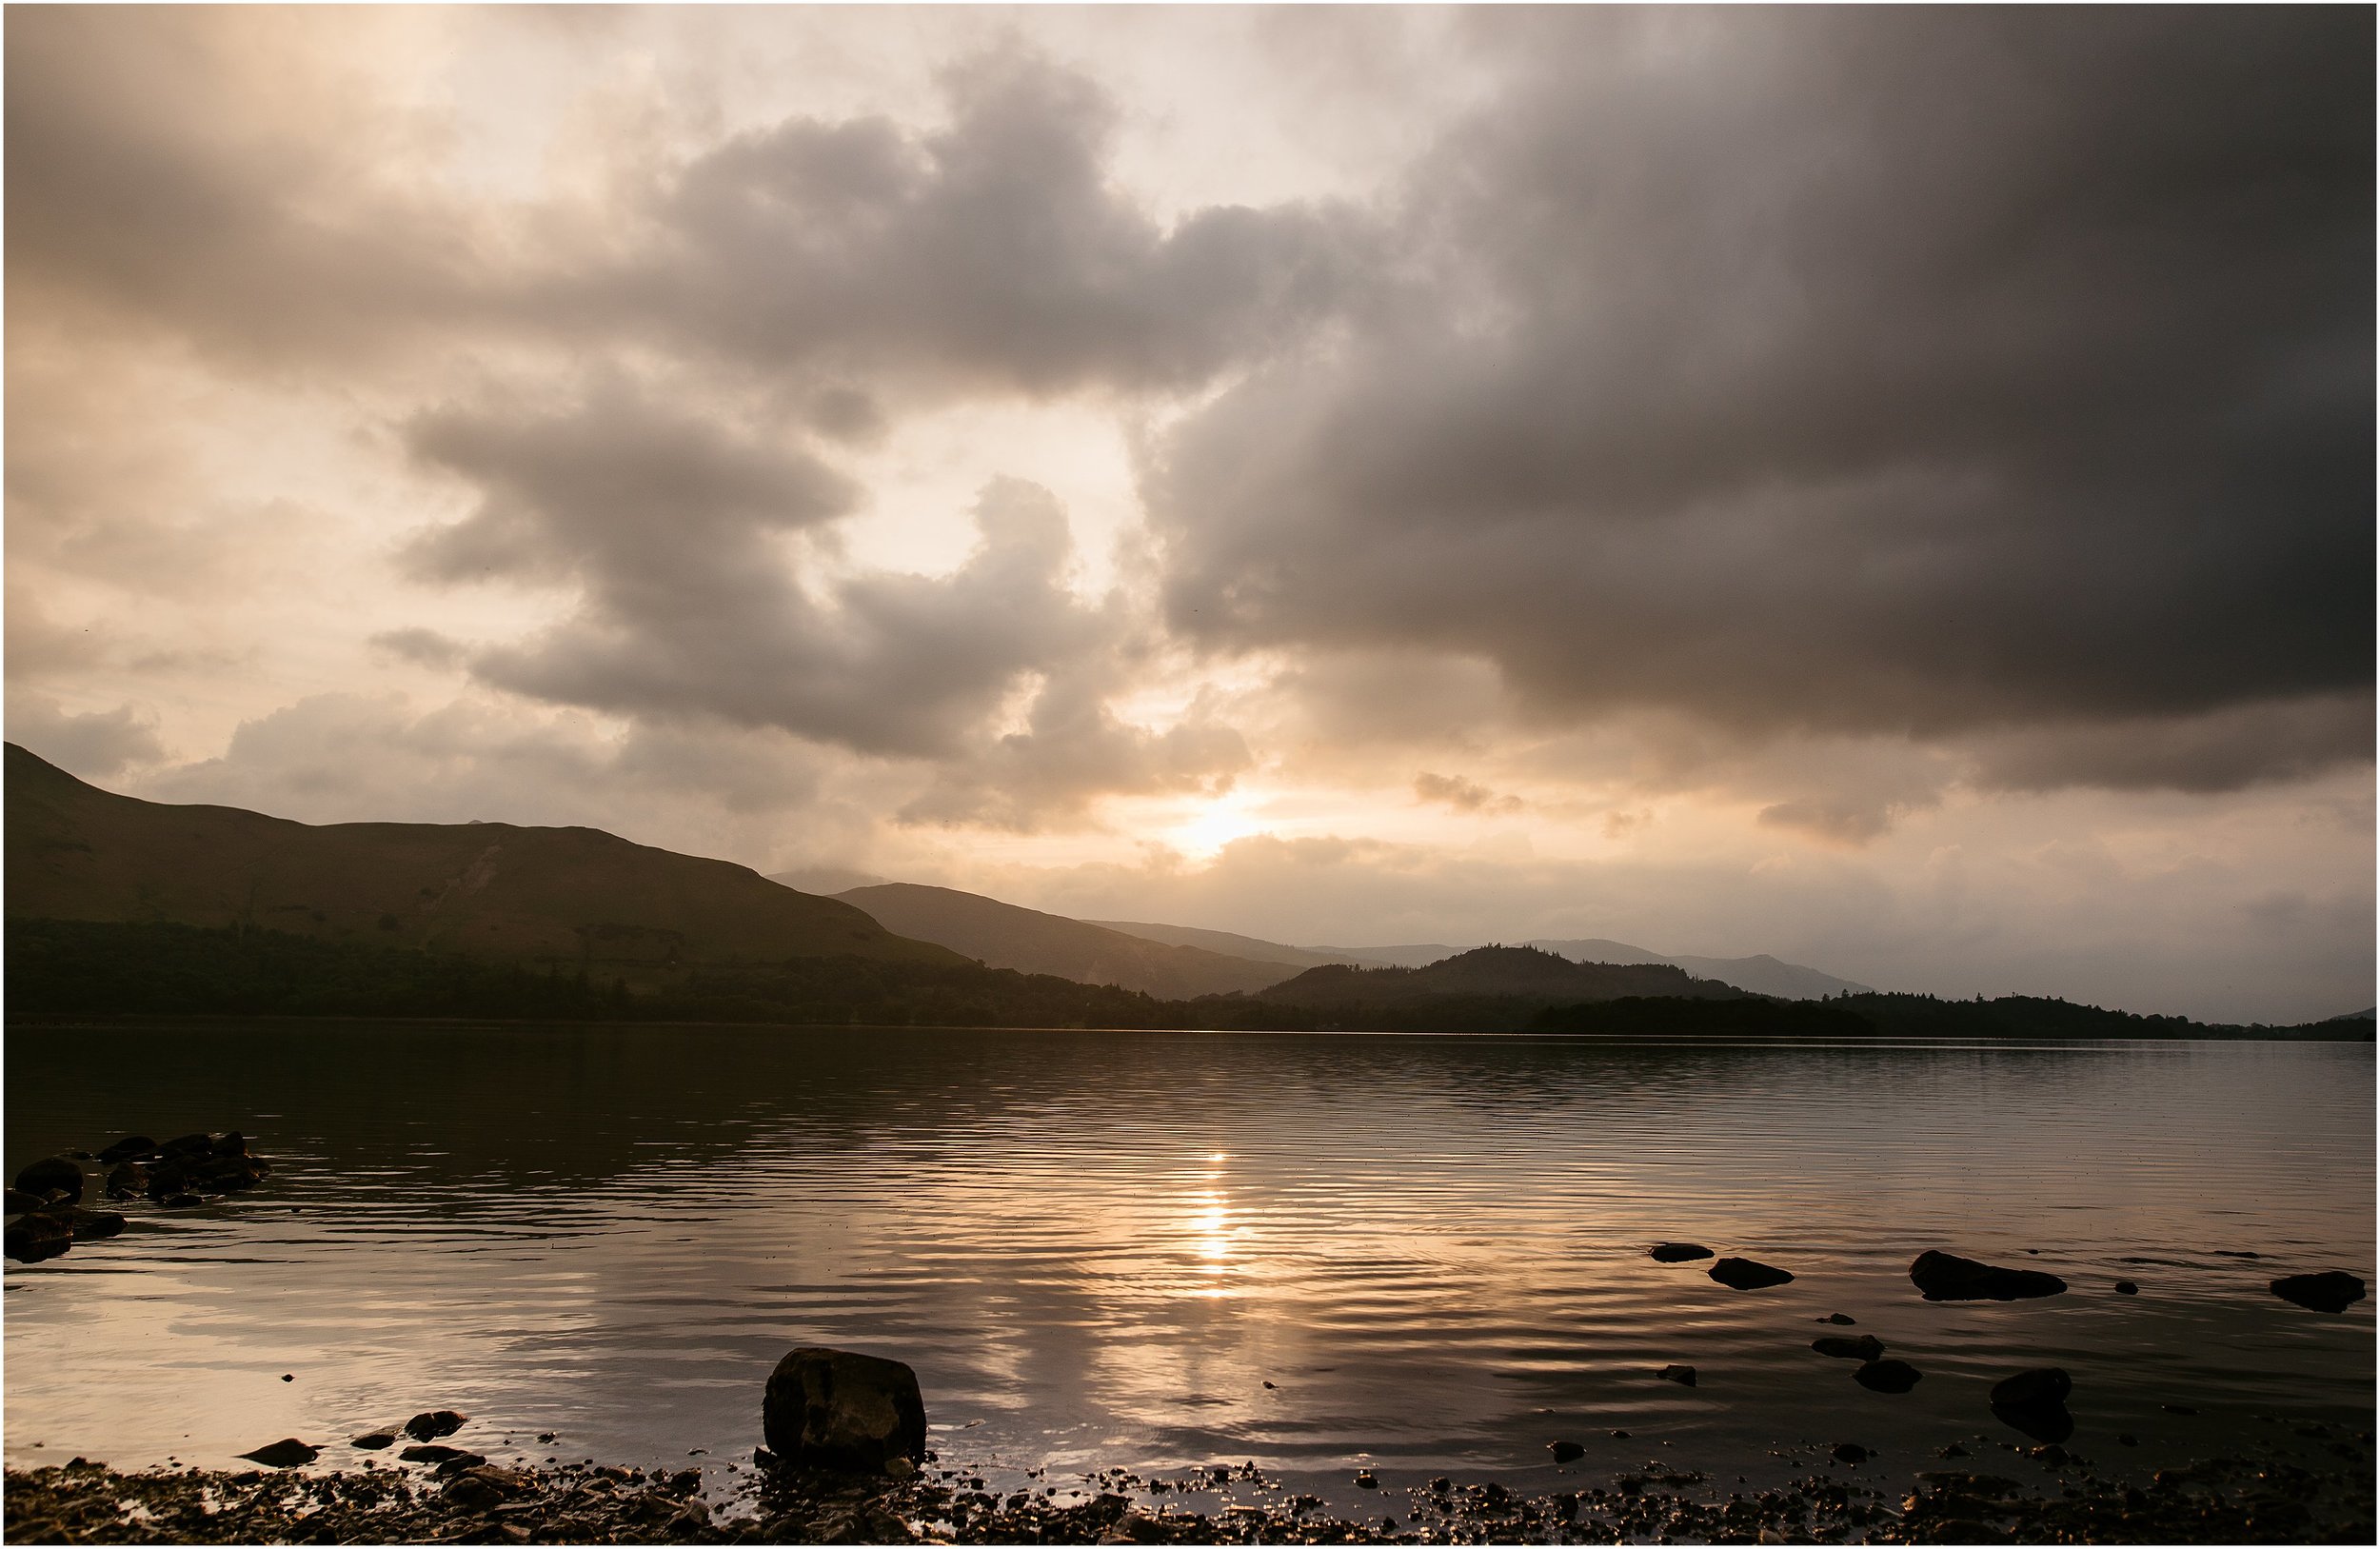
[
  {"left": 832, "top": 884, "right": 1289, "bottom": 999},
  {"left": 1097, "top": 921, "right": 1867, "bottom": 999},
  {"left": 5, "top": 744, "right": 957, "bottom": 984}
]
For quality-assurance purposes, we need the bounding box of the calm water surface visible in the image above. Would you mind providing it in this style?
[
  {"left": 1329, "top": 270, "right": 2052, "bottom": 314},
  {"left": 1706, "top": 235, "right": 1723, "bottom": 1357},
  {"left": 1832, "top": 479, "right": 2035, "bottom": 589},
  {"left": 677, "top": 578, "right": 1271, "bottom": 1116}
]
[{"left": 6, "top": 1023, "right": 2372, "bottom": 1514}]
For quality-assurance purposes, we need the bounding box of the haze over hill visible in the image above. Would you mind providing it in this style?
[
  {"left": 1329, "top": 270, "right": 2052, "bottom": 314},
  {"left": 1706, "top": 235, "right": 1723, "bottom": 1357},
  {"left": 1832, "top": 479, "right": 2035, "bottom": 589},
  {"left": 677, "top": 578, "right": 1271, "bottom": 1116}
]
[
  {"left": 5, "top": 744, "right": 959, "bottom": 984},
  {"left": 1524, "top": 940, "right": 1872, "bottom": 1000},
  {"left": 837, "top": 884, "right": 1297, "bottom": 998}
]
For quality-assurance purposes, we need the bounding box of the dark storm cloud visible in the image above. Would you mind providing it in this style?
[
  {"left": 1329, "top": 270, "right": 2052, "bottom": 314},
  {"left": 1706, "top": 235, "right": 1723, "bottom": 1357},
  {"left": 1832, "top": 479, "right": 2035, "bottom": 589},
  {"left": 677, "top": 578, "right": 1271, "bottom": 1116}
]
[
  {"left": 1150, "top": 8, "right": 2373, "bottom": 791},
  {"left": 400, "top": 390, "right": 1116, "bottom": 761},
  {"left": 589, "top": 50, "right": 1372, "bottom": 395}
]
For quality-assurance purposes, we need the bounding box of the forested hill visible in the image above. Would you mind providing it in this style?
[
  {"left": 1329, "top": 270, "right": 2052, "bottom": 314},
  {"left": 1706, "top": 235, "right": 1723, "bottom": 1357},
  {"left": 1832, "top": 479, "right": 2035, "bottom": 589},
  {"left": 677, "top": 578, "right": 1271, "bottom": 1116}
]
[{"left": 1260, "top": 944, "right": 1743, "bottom": 1004}]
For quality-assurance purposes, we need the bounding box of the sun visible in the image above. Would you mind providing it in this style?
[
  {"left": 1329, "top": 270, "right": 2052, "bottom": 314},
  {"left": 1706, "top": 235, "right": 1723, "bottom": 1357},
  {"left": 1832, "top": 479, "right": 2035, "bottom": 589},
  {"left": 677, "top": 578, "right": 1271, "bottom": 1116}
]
[{"left": 1164, "top": 790, "right": 1267, "bottom": 859}]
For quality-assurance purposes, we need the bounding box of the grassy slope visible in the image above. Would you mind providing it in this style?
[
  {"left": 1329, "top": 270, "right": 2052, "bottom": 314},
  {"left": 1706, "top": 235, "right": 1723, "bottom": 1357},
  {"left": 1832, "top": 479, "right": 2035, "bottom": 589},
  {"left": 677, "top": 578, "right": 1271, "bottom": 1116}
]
[
  {"left": 837, "top": 884, "right": 1298, "bottom": 998},
  {"left": 4, "top": 744, "right": 962, "bottom": 983}
]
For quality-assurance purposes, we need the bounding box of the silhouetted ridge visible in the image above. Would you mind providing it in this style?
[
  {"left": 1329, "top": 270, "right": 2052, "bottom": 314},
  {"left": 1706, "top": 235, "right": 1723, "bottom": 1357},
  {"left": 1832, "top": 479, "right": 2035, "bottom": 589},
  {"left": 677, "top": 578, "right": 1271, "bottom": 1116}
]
[{"left": 1260, "top": 944, "right": 1743, "bottom": 1004}]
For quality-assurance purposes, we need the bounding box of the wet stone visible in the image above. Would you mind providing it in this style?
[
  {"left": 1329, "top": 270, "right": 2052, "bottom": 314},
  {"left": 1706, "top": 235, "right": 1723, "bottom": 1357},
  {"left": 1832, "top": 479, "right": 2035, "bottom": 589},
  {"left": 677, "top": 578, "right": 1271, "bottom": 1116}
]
[
  {"left": 1648, "top": 1241, "right": 1714, "bottom": 1262},
  {"left": 2271, "top": 1270, "right": 2367, "bottom": 1314},
  {"left": 1853, "top": 1359, "right": 1922, "bottom": 1394},
  {"left": 1657, "top": 1364, "right": 1697, "bottom": 1386},
  {"left": 1708, "top": 1256, "right": 1795, "bottom": 1290}
]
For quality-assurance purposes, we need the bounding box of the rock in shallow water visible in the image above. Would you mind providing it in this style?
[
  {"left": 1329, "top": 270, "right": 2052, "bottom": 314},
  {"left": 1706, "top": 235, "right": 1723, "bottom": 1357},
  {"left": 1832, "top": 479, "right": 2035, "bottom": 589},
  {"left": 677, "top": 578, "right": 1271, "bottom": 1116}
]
[
  {"left": 4, "top": 1213, "right": 73, "bottom": 1263},
  {"left": 1708, "top": 1257, "right": 1794, "bottom": 1290},
  {"left": 406, "top": 1411, "right": 467, "bottom": 1441},
  {"left": 1909, "top": 1249, "right": 2067, "bottom": 1301},
  {"left": 1648, "top": 1242, "right": 1714, "bottom": 1262},
  {"left": 1550, "top": 1440, "right": 1584, "bottom": 1463},
  {"left": 1813, "top": 1335, "right": 1886, "bottom": 1361},
  {"left": 1990, "top": 1369, "right": 2072, "bottom": 1409},
  {"left": 238, "top": 1440, "right": 318, "bottom": 1469},
  {"left": 1657, "top": 1364, "right": 1697, "bottom": 1387},
  {"left": 1853, "top": 1359, "right": 1922, "bottom": 1394},
  {"left": 2270, "top": 1271, "right": 2367, "bottom": 1314},
  {"left": 763, "top": 1347, "right": 927, "bottom": 1472}
]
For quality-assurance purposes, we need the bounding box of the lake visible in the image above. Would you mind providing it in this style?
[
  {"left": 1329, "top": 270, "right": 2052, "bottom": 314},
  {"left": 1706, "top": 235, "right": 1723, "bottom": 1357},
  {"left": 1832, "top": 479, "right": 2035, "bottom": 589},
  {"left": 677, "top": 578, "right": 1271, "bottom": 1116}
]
[{"left": 5, "top": 1023, "right": 2372, "bottom": 1517}]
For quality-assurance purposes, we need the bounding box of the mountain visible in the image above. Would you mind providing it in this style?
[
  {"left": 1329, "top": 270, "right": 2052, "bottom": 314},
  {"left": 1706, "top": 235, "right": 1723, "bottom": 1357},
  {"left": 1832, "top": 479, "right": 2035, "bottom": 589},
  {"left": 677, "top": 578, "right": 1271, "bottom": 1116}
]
[
  {"left": 4, "top": 744, "right": 959, "bottom": 983},
  {"left": 835, "top": 884, "right": 1299, "bottom": 998},
  {"left": 1084, "top": 921, "right": 1365, "bottom": 970},
  {"left": 1524, "top": 938, "right": 1872, "bottom": 1000},
  {"left": 1259, "top": 944, "right": 1745, "bottom": 1005}
]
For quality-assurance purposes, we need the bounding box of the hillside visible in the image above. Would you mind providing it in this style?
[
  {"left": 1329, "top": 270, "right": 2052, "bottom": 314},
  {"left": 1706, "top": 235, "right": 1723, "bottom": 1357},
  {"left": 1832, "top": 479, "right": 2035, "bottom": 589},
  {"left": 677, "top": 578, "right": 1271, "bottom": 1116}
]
[
  {"left": 836, "top": 884, "right": 1298, "bottom": 998},
  {"left": 1525, "top": 938, "right": 1872, "bottom": 999},
  {"left": 4, "top": 744, "right": 961, "bottom": 983},
  {"left": 1259, "top": 944, "right": 1745, "bottom": 1005},
  {"left": 1311, "top": 943, "right": 1461, "bottom": 968},
  {"left": 1085, "top": 921, "right": 1361, "bottom": 970}
]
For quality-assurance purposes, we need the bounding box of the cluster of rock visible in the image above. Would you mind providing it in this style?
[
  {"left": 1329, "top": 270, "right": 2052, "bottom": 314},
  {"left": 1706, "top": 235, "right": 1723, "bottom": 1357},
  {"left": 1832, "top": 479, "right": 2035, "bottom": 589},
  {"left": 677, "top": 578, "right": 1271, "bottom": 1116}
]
[
  {"left": 1628, "top": 1239, "right": 2366, "bottom": 1446},
  {"left": 5, "top": 1132, "right": 274, "bottom": 1264}
]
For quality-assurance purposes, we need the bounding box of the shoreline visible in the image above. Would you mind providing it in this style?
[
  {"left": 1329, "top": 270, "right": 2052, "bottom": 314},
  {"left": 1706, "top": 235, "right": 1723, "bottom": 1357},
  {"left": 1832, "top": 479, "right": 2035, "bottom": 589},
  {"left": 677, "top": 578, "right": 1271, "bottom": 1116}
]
[{"left": 8, "top": 1435, "right": 2375, "bottom": 1546}]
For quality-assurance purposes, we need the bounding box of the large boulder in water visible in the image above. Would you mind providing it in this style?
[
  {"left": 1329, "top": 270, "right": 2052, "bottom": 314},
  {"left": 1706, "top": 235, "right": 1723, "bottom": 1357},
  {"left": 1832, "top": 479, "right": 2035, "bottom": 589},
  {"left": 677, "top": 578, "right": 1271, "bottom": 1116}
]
[
  {"left": 764, "top": 1347, "right": 927, "bottom": 1472},
  {"left": 13, "top": 1157, "right": 83, "bottom": 1204},
  {"left": 1709, "top": 1257, "right": 1795, "bottom": 1290},
  {"left": 1910, "top": 1250, "right": 2066, "bottom": 1301},
  {"left": 2270, "top": 1271, "right": 2366, "bottom": 1314}
]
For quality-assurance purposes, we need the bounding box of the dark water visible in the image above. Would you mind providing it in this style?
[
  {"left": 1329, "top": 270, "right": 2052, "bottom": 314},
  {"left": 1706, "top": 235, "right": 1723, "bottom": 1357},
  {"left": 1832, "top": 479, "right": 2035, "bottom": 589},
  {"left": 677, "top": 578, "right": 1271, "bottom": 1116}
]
[{"left": 5, "top": 1023, "right": 2372, "bottom": 1514}]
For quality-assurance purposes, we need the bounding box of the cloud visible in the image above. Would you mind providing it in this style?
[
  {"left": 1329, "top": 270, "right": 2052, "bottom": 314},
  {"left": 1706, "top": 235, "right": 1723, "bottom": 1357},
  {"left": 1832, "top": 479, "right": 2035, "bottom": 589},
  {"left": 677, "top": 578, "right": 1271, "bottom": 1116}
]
[
  {"left": 1148, "top": 7, "right": 2373, "bottom": 792},
  {"left": 1413, "top": 771, "right": 1522, "bottom": 814},
  {"left": 397, "top": 391, "right": 1137, "bottom": 764},
  {"left": 6, "top": 691, "right": 168, "bottom": 777}
]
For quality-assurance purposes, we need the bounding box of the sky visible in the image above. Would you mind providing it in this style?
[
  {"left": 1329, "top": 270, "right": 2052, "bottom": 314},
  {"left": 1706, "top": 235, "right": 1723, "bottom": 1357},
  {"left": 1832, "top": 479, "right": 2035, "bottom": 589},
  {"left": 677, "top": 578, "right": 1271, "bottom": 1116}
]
[{"left": 6, "top": 5, "right": 2372, "bottom": 1023}]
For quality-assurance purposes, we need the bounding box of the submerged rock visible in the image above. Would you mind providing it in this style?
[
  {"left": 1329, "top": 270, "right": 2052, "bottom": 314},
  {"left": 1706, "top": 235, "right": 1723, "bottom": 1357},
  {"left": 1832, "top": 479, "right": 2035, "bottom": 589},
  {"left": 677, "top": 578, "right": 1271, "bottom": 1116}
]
[
  {"left": 1831, "top": 1442, "right": 1870, "bottom": 1464},
  {"left": 2114, "top": 1280, "right": 2140, "bottom": 1295},
  {"left": 1812, "top": 1335, "right": 1886, "bottom": 1361},
  {"left": 349, "top": 1432, "right": 397, "bottom": 1451},
  {"left": 398, "top": 1445, "right": 483, "bottom": 1468},
  {"left": 1818, "top": 1313, "right": 1857, "bottom": 1325},
  {"left": 238, "top": 1440, "right": 318, "bottom": 1469},
  {"left": 1708, "top": 1257, "right": 1794, "bottom": 1290},
  {"left": 95, "top": 1137, "right": 156, "bottom": 1166},
  {"left": 1909, "top": 1249, "right": 2067, "bottom": 1301},
  {"left": 13, "top": 1158, "right": 83, "bottom": 1204},
  {"left": 2270, "top": 1271, "right": 2367, "bottom": 1314},
  {"left": 1853, "top": 1360, "right": 1922, "bottom": 1394},
  {"left": 1990, "top": 1369, "right": 2072, "bottom": 1409},
  {"left": 1648, "top": 1242, "right": 1714, "bottom": 1263},
  {"left": 1549, "top": 1440, "right": 1584, "bottom": 1463},
  {"left": 763, "top": 1347, "right": 927, "bottom": 1472},
  {"left": 1656, "top": 1364, "right": 1697, "bottom": 1387},
  {"left": 1990, "top": 1368, "right": 2075, "bottom": 1444}
]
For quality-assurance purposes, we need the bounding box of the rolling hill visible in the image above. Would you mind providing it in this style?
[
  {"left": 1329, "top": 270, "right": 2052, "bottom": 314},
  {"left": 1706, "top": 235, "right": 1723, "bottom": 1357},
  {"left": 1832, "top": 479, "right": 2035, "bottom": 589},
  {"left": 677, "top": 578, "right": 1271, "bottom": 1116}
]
[
  {"left": 1259, "top": 944, "right": 1746, "bottom": 1005},
  {"left": 4, "top": 743, "right": 961, "bottom": 983},
  {"left": 836, "top": 884, "right": 1299, "bottom": 998}
]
